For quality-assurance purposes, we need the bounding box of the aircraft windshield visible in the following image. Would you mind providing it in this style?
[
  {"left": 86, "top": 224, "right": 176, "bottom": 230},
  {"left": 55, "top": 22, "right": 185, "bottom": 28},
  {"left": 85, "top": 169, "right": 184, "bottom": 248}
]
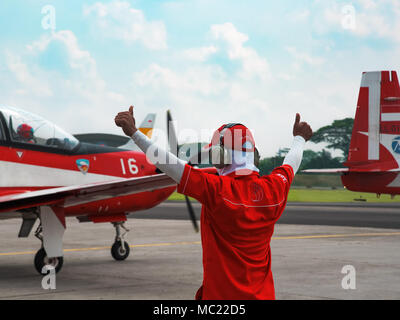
[{"left": 0, "top": 106, "right": 79, "bottom": 151}]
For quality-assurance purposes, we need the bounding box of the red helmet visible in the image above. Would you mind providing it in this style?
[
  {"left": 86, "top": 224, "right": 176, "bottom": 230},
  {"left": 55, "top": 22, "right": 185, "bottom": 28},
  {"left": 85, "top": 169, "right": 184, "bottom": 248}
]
[
  {"left": 17, "top": 124, "right": 34, "bottom": 140},
  {"left": 206, "top": 123, "right": 255, "bottom": 152}
]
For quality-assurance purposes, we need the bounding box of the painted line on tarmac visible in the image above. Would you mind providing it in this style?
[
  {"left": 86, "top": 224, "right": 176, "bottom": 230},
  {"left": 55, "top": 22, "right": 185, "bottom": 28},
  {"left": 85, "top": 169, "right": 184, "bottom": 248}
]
[
  {"left": 0, "top": 241, "right": 201, "bottom": 256},
  {"left": 1, "top": 232, "right": 400, "bottom": 257},
  {"left": 273, "top": 232, "right": 400, "bottom": 240}
]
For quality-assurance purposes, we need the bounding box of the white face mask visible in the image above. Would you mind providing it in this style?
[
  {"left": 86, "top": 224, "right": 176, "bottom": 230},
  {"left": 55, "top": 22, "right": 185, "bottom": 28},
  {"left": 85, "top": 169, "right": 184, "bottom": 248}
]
[{"left": 217, "top": 149, "right": 259, "bottom": 176}]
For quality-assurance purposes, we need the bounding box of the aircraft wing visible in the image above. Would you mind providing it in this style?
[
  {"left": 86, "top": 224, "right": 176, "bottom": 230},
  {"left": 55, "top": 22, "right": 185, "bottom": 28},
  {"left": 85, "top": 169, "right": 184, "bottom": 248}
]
[
  {"left": 302, "top": 168, "right": 349, "bottom": 173},
  {"left": 0, "top": 174, "right": 176, "bottom": 213},
  {"left": 302, "top": 168, "right": 400, "bottom": 173}
]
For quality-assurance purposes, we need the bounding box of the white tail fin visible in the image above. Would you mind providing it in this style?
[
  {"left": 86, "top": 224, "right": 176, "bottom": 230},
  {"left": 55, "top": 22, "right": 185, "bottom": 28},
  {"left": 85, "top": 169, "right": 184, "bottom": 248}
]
[{"left": 138, "top": 113, "right": 156, "bottom": 139}]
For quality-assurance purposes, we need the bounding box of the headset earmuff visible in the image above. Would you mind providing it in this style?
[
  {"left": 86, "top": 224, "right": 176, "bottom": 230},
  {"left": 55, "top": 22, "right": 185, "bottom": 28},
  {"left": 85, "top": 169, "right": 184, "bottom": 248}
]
[
  {"left": 210, "top": 123, "right": 249, "bottom": 167},
  {"left": 209, "top": 145, "right": 228, "bottom": 167},
  {"left": 222, "top": 146, "right": 231, "bottom": 165},
  {"left": 214, "top": 123, "right": 243, "bottom": 167}
]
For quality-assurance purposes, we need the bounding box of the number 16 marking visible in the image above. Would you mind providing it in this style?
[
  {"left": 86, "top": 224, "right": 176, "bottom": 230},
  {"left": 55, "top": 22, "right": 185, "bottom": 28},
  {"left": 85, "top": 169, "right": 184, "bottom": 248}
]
[{"left": 120, "top": 158, "right": 139, "bottom": 175}]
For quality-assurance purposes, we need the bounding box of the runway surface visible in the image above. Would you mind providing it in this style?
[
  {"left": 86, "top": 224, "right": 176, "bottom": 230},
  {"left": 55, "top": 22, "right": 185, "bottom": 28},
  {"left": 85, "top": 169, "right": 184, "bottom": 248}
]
[
  {"left": 0, "top": 202, "right": 399, "bottom": 300},
  {"left": 131, "top": 201, "right": 400, "bottom": 229}
]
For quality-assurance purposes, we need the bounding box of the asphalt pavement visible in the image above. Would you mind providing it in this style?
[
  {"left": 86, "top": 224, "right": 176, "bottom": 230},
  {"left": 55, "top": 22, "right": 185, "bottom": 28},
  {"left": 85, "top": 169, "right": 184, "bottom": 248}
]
[
  {"left": 0, "top": 201, "right": 399, "bottom": 299},
  {"left": 130, "top": 201, "right": 400, "bottom": 229}
]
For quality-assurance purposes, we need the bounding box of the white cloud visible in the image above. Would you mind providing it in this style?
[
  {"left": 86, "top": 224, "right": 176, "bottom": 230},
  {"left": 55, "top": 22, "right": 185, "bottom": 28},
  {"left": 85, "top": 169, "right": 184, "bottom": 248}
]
[
  {"left": 183, "top": 46, "right": 218, "bottom": 62},
  {"left": 313, "top": 0, "right": 400, "bottom": 42},
  {"left": 210, "top": 23, "right": 270, "bottom": 81},
  {"left": 132, "top": 61, "right": 275, "bottom": 150},
  {"left": 286, "top": 46, "right": 325, "bottom": 67},
  {"left": 84, "top": 1, "right": 167, "bottom": 50},
  {"left": 2, "top": 30, "right": 126, "bottom": 134},
  {"left": 27, "top": 30, "right": 97, "bottom": 79},
  {"left": 5, "top": 53, "right": 52, "bottom": 97},
  {"left": 134, "top": 63, "right": 228, "bottom": 96},
  {"left": 129, "top": 24, "right": 285, "bottom": 154},
  {"left": 287, "top": 9, "right": 310, "bottom": 22},
  {"left": 358, "top": 0, "right": 378, "bottom": 10}
]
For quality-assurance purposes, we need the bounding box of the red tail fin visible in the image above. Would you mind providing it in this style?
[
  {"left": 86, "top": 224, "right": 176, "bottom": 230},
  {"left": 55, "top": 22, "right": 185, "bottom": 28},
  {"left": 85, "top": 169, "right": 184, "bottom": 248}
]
[{"left": 345, "top": 71, "right": 400, "bottom": 172}]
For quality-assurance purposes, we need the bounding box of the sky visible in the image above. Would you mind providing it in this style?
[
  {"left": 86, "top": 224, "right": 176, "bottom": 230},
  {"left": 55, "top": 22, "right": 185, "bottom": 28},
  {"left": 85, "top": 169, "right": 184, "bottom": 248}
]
[{"left": 1, "top": 0, "right": 399, "bottom": 157}]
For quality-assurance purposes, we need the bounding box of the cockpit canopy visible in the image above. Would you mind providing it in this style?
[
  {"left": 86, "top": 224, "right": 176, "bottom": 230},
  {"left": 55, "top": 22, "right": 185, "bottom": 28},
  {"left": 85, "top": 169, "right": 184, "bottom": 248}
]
[{"left": 0, "top": 106, "right": 80, "bottom": 151}]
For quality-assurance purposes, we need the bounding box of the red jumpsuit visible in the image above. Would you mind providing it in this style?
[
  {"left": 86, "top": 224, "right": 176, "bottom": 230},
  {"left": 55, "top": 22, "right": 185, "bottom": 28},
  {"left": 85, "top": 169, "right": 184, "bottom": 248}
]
[{"left": 177, "top": 163, "right": 294, "bottom": 300}]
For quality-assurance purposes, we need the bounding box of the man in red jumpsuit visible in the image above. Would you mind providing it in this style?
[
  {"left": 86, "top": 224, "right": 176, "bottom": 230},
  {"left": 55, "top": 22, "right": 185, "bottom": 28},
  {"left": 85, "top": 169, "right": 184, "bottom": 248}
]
[{"left": 115, "top": 107, "right": 312, "bottom": 300}]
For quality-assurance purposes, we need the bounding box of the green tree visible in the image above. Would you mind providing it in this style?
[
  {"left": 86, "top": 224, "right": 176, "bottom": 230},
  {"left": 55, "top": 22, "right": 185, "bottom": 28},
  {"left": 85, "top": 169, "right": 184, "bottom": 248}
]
[
  {"left": 276, "top": 147, "right": 289, "bottom": 158},
  {"left": 258, "top": 156, "right": 283, "bottom": 176},
  {"left": 258, "top": 148, "right": 290, "bottom": 175},
  {"left": 300, "top": 149, "right": 343, "bottom": 170},
  {"left": 301, "top": 150, "right": 318, "bottom": 166},
  {"left": 310, "top": 118, "right": 354, "bottom": 160},
  {"left": 258, "top": 148, "right": 343, "bottom": 176}
]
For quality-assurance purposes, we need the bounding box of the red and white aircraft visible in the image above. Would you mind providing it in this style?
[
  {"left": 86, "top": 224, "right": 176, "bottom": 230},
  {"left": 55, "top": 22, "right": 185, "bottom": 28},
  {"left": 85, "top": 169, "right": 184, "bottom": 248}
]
[
  {"left": 0, "top": 107, "right": 185, "bottom": 274},
  {"left": 304, "top": 70, "right": 400, "bottom": 197}
]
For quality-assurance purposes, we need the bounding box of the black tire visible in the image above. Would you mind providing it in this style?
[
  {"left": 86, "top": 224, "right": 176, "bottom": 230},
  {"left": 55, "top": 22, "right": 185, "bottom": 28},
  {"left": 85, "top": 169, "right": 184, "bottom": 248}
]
[
  {"left": 111, "top": 241, "right": 130, "bottom": 261},
  {"left": 34, "top": 248, "right": 64, "bottom": 275}
]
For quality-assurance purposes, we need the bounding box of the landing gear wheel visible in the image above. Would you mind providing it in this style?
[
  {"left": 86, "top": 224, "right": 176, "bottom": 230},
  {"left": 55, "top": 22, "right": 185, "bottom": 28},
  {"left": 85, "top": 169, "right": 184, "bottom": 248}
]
[
  {"left": 111, "top": 241, "right": 130, "bottom": 261},
  {"left": 34, "top": 248, "right": 64, "bottom": 275}
]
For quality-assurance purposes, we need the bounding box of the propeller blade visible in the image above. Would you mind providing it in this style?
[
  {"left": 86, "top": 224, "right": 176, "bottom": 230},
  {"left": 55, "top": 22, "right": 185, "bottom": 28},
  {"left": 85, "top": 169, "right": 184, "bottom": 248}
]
[
  {"left": 167, "top": 110, "right": 178, "bottom": 156},
  {"left": 185, "top": 195, "right": 199, "bottom": 233},
  {"left": 167, "top": 110, "right": 198, "bottom": 232}
]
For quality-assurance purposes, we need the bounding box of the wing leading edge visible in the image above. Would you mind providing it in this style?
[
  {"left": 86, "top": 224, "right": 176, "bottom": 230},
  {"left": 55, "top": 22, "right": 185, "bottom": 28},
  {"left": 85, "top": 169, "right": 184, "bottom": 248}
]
[
  {"left": 0, "top": 174, "right": 176, "bottom": 213},
  {"left": 302, "top": 168, "right": 349, "bottom": 173}
]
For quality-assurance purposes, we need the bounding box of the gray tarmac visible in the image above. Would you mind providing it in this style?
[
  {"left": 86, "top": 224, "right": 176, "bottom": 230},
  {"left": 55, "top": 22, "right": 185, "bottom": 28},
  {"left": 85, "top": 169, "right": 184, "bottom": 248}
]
[
  {"left": 0, "top": 202, "right": 399, "bottom": 300},
  {"left": 132, "top": 201, "right": 400, "bottom": 229}
]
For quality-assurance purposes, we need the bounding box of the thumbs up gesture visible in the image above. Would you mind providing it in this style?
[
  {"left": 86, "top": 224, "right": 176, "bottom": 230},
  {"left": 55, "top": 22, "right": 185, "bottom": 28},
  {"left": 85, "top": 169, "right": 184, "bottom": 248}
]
[
  {"left": 293, "top": 113, "right": 313, "bottom": 141},
  {"left": 115, "top": 106, "right": 137, "bottom": 137}
]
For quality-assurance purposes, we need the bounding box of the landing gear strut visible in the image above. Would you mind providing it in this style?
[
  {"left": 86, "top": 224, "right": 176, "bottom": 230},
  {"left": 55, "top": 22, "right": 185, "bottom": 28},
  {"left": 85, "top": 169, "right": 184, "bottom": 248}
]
[
  {"left": 34, "top": 223, "right": 64, "bottom": 274},
  {"left": 111, "top": 222, "right": 130, "bottom": 261}
]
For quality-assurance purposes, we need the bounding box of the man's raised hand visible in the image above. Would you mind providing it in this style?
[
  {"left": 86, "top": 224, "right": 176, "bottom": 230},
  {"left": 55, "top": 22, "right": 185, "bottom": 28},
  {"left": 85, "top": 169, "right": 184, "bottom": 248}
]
[
  {"left": 115, "top": 106, "right": 137, "bottom": 137},
  {"left": 293, "top": 113, "right": 313, "bottom": 141}
]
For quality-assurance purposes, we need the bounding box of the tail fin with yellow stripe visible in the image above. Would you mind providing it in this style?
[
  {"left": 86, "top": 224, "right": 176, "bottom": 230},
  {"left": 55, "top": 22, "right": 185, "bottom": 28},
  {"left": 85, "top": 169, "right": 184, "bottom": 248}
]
[{"left": 138, "top": 113, "right": 156, "bottom": 139}]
